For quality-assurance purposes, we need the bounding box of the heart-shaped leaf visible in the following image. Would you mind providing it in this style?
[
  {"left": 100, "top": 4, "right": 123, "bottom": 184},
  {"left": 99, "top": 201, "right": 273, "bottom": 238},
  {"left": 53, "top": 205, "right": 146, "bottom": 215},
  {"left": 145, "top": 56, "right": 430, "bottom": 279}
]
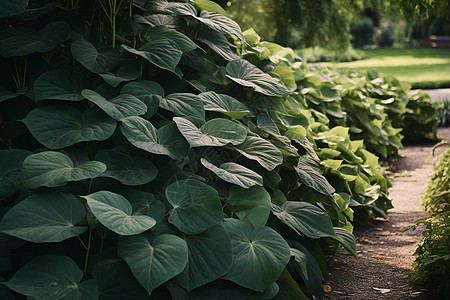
[
  {"left": 160, "top": 93, "right": 206, "bottom": 127},
  {"left": 122, "top": 40, "right": 182, "bottom": 74},
  {"left": 23, "top": 104, "right": 116, "bottom": 149},
  {"left": 166, "top": 179, "right": 222, "bottom": 234},
  {"left": 121, "top": 80, "right": 163, "bottom": 119},
  {"left": 198, "top": 27, "right": 239, "bottom": 61},
  {"left": 95, "top": 150, "right": 157, "bottom": 186},
  {"left": 233, "top": 136, "right": 283, "bottom": 171},
  {"left": 121, "top": 117, "right": 189, "bottom": 159},
  {"left": 271, "top": 201, "right": 336, "bottom": 239},
  {"left": 227, "top": 185, "right": 271, "bottom": 228},
  {"left": 174, "top": 225, "right": 232, "bottom": 290},
  {"left": 144, "top": 25, "right": 197, "bottom": 52},
  {"left": 201, "top": 158, "right": 263, "bottom": 188},
  {"left": 99, "top": 61, "right": 141, "bottom": 88},
  {"left": 118, "top": 233, "right": 188, "bottom": 294},
  {"left": 174, "top": 117, "right": 247, "bottom": 148},
  {"left": 34, "top": 69, "right": 90, "bottom": 102},
  {"left": 83, "top": 191, "right": 156, "bottom": 235},
  {"left": 222, "top": 219, "right": 290, "bottom": 291},
  {"left": 71, "top": 39, "right": 120, "bottom": 73},
  {"left": 294, "top": 156, "right": 335, "bottom": 196},
  {"left": 3, "top": 256, "right": 84, "bottom": 299},
  {"left": 226, "top": 59, "right": 289, "bottom": 97},
  {"left": 194, "top": 11, "right": 245, "bottom": 43},
  {"left": 0, "top": 193, "right": 87, "bottom": 243},
  {"left": 81, "top": 89, "right": 147, "bottom": 120},
  {"left": 151, "top": 0, "right": 198, "bottom": 17},
  {"left": 0, "top": 21, "right": 70, "bottom": 57},
  {"left": 21, "top": 151, "right": 106, "bottom": 189},
  {"left": 0, "top": 0, "right": 28, "bottom": 18},
  {"left": 199, "top": 91, "right": 249, "bottom": 119},
  {"left": 0, "top": 149, "right": 31, "bottom": 199}
]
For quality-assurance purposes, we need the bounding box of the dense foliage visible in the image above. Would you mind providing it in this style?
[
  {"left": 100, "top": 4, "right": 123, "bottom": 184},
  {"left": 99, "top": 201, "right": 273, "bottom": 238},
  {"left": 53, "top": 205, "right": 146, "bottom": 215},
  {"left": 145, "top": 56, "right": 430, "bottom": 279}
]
[
  {"left": 0, "top": 0, "right": 438, "bottom": 299},
  {"left": 408, "top": 146, "right": 450, "bottom": 296}
]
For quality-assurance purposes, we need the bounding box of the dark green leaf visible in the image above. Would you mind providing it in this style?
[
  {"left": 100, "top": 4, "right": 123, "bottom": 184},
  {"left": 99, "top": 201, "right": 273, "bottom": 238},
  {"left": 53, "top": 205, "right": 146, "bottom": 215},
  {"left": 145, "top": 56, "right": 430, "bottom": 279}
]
[
  {"left": 233, "top": 136, "right": 283, "bottom": 171},
  {"left": 0, "top": 0, "right": 28, "bottom": 18},
  {"left": 198, "top": 27, "right": 239, "bottom": 61},
  {"left": 71, "top": 39, "right": 120, "bottom": 73},
  {"left": 166, "top": 179, "right": 222, "bottom": 234},
  {"left": 160, "top": 93, "right": 205, "bottom": 127},
  {"left": 0, "top": 193, "right": 86, "bottom": 242},
  {"left": 195, "top": 11, "right": 245, "bottom": 43},
  {"left": 118, "top": 234, "right": 188, "bottom": 294},
  {"left": 295, "top": 156, "right": 335, "bottom": 196},
  {"left": 201, "top": 158, "right": 263, "bottom": 188},
  {"left": 144, "top": 25, "right": 197, "bottom": 52},
  {"left": 199, "top": 91, "right": 249, "bottom": 119},
  {"left": 121, "top": 80, "right": 163, "bottom": 119},
  {"left": 0, "top": 149, "right": 31, "bottom": 199},
  {"left": 34, "top": 70, "right": 90, "bottom": 102},
  {"left": 99, "top": 61, "right": 141, "bottom": 88}
]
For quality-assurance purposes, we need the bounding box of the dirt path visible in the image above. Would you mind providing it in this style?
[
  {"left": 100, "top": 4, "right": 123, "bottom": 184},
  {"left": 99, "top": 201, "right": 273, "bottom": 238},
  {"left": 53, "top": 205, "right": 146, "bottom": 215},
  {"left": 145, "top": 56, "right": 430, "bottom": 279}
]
[{"left": 322, "top": 127, "right": 450, "bottom": 300}]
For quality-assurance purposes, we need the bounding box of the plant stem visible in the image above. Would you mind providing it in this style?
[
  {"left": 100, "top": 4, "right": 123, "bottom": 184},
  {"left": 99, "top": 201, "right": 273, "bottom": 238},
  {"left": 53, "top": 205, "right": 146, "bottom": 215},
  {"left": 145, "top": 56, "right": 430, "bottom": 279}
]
[
  {"left": 111, "top": 0, "right": 116, "bottom": 48},
  {"left": 84, "top": 228, "right": 93, "bottom": 274},
  {"left": 77, "top": 235, "right": 88, "bottom": 250}
]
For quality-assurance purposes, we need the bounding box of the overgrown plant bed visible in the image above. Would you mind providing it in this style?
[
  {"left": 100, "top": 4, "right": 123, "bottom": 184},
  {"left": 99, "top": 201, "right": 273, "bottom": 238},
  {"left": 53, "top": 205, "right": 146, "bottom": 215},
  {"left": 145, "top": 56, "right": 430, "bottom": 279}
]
[{"left": 0, "top": 0, "right": 440, "bottom": 299}]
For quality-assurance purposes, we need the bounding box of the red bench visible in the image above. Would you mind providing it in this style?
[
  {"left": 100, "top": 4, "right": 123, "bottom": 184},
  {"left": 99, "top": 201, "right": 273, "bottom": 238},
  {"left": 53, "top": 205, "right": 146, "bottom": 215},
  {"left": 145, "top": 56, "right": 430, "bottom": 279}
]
[{"left": 430, "top": 35, "right": 450, "bottom": 48}]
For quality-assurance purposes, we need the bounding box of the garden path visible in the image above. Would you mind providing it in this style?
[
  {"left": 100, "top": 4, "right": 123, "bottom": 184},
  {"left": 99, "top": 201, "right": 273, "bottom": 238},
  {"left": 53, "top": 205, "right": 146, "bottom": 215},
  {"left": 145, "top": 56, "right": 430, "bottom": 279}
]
[{"left": 322, "top": 127, "right": 450, "bottom": 300}]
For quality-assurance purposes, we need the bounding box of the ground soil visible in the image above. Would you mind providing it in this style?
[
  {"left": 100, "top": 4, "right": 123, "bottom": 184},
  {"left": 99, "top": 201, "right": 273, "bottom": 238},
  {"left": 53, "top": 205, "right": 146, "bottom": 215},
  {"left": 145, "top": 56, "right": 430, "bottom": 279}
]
[{"left": 322, "top": 127, "right": 450, "bottom": 300}]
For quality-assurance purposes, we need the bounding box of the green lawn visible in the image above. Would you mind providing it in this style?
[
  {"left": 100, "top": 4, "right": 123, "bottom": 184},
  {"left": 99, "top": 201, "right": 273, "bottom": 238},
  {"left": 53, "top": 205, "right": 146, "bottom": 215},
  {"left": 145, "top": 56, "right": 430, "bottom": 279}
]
[{"left": 317, "top": 48, "right": 450, "bottom": 89}]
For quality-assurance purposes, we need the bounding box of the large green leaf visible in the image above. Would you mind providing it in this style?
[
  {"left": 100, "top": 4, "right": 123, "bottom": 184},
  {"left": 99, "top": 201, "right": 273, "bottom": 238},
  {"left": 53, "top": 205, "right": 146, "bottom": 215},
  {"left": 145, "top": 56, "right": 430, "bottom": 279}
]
[
  {"left": 144, "top": 25, "right": 197, "bottom": 52},
  {"left": 227, "top": 185, "right": 271, "bottom": 228},
  {"left": 194, "top": 11, "right": 245, "bottom": 42},
  {"left": 226, "top": 59, "right": 289, "bottom": 97},
  {"left": 222, "top": 219, "right": 290, "bottom": 291},
  {"left": 21, "top": 151, "right": 106, "bottom": 189},
  {"left": 201, "top": 158, "right": 262, "bottom": 188},
  {"left": 122, "top": 40, "right": 182, "bottom": 74},
  {"left": 271, "top": 201, "right": 336, "bottom": 239},
  {"left": 95, "top": 150, "right": 157, "bottom": 186},
  {"left": 71, "top": 39, "right": 120, "bottom": 73},
  {"left": 0, "top": 0, "right": 28, "bottom": 18},
  {"left": 199, "top": 91, "right": 249, "bottom": 119},
  {"left": 0, "top": 21, "right": 70, "bottom": 57},
  {"left": 118, "top": 234, "right": 188, "bottom": 294},
  {"left": 99, "top": 61, "right": 141, "bottom": 88},
  {"left": 166, "top": 179, "right": 222, "bottom": 234},
  {"left": 0, "top": 149, "right": 31, "bottom": 199},
  {"left": 117, "top": 189, "right": 167, "bottom": 223},
  {"left": 0, "top": 193, "right": 87, "bottom": 243},
  {"left": 3, "top": 256, "right": 84, "bottom": 299},
  {"left": 290, "top": 242, "right": 323, "bottom": 298},
  {"left": 198, "top": 27, "right": 240, "bottom": 61},
  {"left": 120, "top": 80, "right": 164, "bottom": 119},
  {"left": 81, "top": 89, "right": 147, "bottom": 120},
  {"left": 294, "top": 156, "right": 335, "bottom": 196},
  {"left": 150, "top": 0, "right": 198, "bottom": 17},
  {"left": 83, "top": 191, "right": 156, "bottom": 235},
  {"left": 34, "top": 69, "right": 90, "bottom": 102},
  {"left": 160, "top": 93, "right": 205, "bottom": 127},
  {"left": 233, "top": 136, "right": 283, "bottom": 171},
  {"left": 174, "top": 117, "right": 247, "bottom": 148},
  {"left": 23, "top": 104, "right": 116, "bottom": 149},
  {"left": 64, "top": 280, "right": 98, "bottom": 300},
  {"left": 120, "top": 116, "right": 189, "bottom": 159},
  {"left": 174, "top": 225, "right": 232, "bottom": 290},
  {"left": 191, "top": 0, "right": 228, "bottom": 15}
]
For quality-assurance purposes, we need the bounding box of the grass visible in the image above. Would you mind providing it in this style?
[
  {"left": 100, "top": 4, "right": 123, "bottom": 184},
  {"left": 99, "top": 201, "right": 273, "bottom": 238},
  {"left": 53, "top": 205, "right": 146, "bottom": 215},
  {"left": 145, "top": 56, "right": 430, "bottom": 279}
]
[{"left": 317, "top": 48, "right": 450, "bottom": 89}]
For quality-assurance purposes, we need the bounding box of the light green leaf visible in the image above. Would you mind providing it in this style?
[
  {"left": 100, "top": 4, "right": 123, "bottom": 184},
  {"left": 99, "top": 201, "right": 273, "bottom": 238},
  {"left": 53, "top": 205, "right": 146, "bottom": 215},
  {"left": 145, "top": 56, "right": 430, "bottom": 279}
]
[
  {"left": 121, "top": 116, "right": 189, "bottom": 159},
  {"left": 0, "top": 0, "right": 28, "bottom": 18},
  {"left": 83, "top": 191, "right": 156, "bottom": 235},
  {"left": 23, "top": 104, "right": 116, "bottom": 149},
  {"left": 226, "top": 59, "right": 289, "bottom": 97},
  {"left": 0, "top": 193, "right": 87, "bottom": 243},
  {"left": 0, "top": 149, "right": 31, "bottom": 199},
  {"left": 118, "top": 234, "right": 188, "bottom": 294},
  {"left": 174, "top": 117, "right": 247, "bottom": 148},
  {"left": 201, "top": 158, "right": 262, "bottom": 188},
  {"left": 144, "top": 25, "right": 197, "bottom": 52},
  {"left": 0, "top": 21, "right": 70, "bottom": 57},
  {"left": 160, "top": 93, "right": 205, "bottom": 127},
  {"left": 227, "top": 185, "right": 271, "bottom": 228},
  {"left": 95, "top": 150, "right": 157, "bottom": 186},
  {"left": 271, "top": 201, "right": 336, "bottom": 239},
  {"left": 122, "top": 40, "right": 182, "bottom": 74},
  {"left": 120, "top": 80, "right": 164, "bottom": 119},
  {"left": 3, "top": 256, "right": 83, "bottom": 299},
  {"left": 166, "top": 179, "right": 222, "bottom": 234},
  {"left": 21, "top": 151, "right": 106, "bottom": 189},
  {"left": 71, "top": 39, "right": 120, "bottom": 73},
  {"left": 233, "top": 136, "right": 283, "bottom": 171},
  {"left": 191, "top": 0, "right": 228, "bottom": 15},
  {"left": 81, "top": 89, "right": 147, "bottom": 120},
  {"left": 174, "top": 225, "right": 232, "bottom": 290},
  {"left": 199, "top": 91, "right": 249, "bottom": 119},
  {"left": 222, "top": 219, "right": 290, "bottom": 291},
  {"left": 34, "top": 69, "right": 90, "bottom": 102},
  {"left": 271, "top": 66, "right": 296, "bottom": 89}
]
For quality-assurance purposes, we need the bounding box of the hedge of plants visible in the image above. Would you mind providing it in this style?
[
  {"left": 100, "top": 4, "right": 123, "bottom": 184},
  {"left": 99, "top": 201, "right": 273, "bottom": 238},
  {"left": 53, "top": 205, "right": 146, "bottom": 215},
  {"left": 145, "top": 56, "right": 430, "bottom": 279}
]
[
  {"left": 0, "top": 0, "right": 439, "bottom": 299},
  {"left": 407, "top": 144, "right": 450, "bottom": 297}
]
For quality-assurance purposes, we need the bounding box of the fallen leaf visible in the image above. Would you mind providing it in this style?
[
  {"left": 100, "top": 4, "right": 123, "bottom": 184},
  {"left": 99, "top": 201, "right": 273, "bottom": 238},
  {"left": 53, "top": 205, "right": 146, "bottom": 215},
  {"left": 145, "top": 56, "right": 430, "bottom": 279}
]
[
  {"left": 372, "top": 254, "right": 384, "bottom": 258},
  {"left": 359, "top": 237, "right": 374, "bottom": 244},
  {"left": 333, "top": 267, "right": 342, "bottom": 270},
  {"left": 373, "top": 287, "right": 391, "bottom": 294},
  {"left": 322, "top": 285, "right": 332, "bottom": 293}
]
